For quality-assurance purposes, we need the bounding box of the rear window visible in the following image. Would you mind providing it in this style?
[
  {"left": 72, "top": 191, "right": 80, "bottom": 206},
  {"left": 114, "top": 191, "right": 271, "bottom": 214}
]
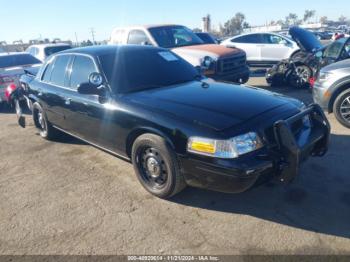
[
  {"left": 99, "top": 47, "right": 198, "bottom": 93},
  {"left": 44, "top": 46, "right": 71, "bottom": 56},
  {"left": 0, "top": 54, "right": 41, "bottom": 68}
]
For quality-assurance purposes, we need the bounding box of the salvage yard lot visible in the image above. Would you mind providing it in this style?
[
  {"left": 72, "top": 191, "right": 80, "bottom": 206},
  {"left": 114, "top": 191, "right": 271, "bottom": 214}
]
[{"left": 1, "top": 77, "right": 350, "bottom": 255}]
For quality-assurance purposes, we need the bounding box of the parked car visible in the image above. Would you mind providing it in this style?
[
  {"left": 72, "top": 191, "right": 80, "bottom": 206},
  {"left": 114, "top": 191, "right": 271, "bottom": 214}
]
[
  {"left": 267, "top": 27, "right": 350, "bottom": 88},
  {"left": 17, "top": 45, "right": 330, "bottom": 198},
  {"left": 221, "top": 32, "right": 299, "bottom": 66},
  {"left": 0, "top": 52, "right": 41, "bottom": 109},
  {"left": 312, "top": 59, "right": 350, "bottom": 128},
  {"left": 26, "top": 43, "right": 72, "bottom": 62},
  {"left": 195, "top": 32, "right": 220, "bottom": 44},
  {"left": 109, "top": 24, "right": 250, "bottom": 83},
  {"left": 313, "top": 31, "right": 332, "bottom": 40}
]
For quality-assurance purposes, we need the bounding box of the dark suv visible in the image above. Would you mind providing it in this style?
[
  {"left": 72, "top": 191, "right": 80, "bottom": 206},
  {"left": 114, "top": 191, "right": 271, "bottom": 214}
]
[{"left": 18, "top": 45, "right": 330, "bottom": 198}]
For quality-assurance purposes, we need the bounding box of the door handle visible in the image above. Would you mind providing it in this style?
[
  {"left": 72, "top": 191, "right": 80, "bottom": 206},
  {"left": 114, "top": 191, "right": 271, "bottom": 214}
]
[
  {"left": 37, "top": 89, "right": 43, "bottom": 96},
  {"left": 65, "top": 98, "right": 72, "bottom": 105}
]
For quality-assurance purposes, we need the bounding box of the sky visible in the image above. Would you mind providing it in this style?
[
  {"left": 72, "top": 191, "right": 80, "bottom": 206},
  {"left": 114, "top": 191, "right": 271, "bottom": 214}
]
[{"left": 0, "top": 0, "right": 348, "bottom": 43}]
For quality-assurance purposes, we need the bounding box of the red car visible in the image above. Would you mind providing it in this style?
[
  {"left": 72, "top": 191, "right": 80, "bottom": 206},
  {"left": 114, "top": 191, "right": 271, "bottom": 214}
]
[{"left": 0, "top": 52, "right": 41, "bottom": 110}]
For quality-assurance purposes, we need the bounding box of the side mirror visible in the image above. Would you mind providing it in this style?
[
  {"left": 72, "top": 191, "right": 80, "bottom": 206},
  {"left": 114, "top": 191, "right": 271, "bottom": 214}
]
[
  {"left": 141, "top": 41, "right": 152, "bottom": 46},
  {"left": 195, "top": 66, "right": 203, "bottom": 75},
  {"left": 77, "top": 72, "right": 104, "bottom": 95}
]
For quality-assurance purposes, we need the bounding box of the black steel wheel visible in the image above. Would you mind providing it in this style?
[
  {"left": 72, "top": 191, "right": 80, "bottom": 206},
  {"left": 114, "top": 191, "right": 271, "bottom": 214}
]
[
  {"left": 334, "top": 89, "right": 350, "bottom": 128},
  {"left": 131, "top": 134, "right": 186, "bottom": 198}
]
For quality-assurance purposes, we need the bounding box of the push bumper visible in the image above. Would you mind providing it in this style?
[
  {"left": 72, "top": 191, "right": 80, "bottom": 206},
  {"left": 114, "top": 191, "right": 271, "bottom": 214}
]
[
  {"left": 180, "top": 104, "right": 330, "bottom": 193},
  {"left": 273, "top": 104, "right": 330, "bottom": 183}
]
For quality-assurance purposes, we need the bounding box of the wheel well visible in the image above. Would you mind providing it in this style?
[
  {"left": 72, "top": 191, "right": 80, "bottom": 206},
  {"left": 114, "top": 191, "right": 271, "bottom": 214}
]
[
  {"left": 328, "top": 83, "right": 350, "bottom": 113},
  {"left": 125, "top": 128, "right": 175, "bottom": 158},
  {"left": 290, "top": 50, "right": 301, "bottom": 59}
]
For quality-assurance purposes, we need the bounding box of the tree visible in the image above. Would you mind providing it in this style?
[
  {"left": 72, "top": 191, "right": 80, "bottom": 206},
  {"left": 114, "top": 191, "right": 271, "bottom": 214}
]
[
  {"left": 339, "top": 15, "right": 347, "bottom": 23},
  {"left": 320, "top": 16, "right": 328, "bottom": 24},
  {"left": 220, "top": 12, "right": 248, "bottom": 36},
  {"left": 303, "top": 10, "right": 316, "bottom": 23},
  {"left": 285, "top": 13, "right": 299, "bottom": 26}
]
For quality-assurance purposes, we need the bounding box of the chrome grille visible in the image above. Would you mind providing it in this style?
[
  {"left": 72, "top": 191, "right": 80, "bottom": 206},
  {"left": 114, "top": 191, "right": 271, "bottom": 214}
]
[{"left": 217, "top": 54, "right": 246, "bottom": 75}]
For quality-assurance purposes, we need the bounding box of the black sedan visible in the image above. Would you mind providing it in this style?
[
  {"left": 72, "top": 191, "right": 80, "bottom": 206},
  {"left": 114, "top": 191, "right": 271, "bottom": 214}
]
[{"left": 17, "top": 45, "right": 330, "bottom": 198}]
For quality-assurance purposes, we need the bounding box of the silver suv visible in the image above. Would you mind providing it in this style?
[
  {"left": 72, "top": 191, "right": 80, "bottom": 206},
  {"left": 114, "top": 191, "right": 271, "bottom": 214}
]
[{"left": 313, "top": 59, "right": 350, "bottom": 128}]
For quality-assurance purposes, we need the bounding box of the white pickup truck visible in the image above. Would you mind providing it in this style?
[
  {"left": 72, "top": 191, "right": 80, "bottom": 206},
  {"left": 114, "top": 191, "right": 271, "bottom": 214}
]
[{"left": 110, "top": 24, "right": 250, "bottom": 83}]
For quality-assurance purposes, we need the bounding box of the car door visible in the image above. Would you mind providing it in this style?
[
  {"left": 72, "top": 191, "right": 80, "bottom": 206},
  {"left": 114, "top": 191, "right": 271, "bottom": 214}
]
[
  {"left": 260, "top": 34, "right": 292, "bottom": 62},
  {"left": 63, "top": 54, "right": 109, "bottom": 145},
  {"left": 230, "top": 34, "right": 262, "bottom": 62},
  {"left": 38, "top": 55, "right": 72, "bottom": 129}
]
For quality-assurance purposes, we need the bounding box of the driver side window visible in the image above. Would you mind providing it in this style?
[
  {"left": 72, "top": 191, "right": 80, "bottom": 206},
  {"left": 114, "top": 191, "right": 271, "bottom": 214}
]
[{"left": 69, "top": 56, "right": 97, "bottom": 89}]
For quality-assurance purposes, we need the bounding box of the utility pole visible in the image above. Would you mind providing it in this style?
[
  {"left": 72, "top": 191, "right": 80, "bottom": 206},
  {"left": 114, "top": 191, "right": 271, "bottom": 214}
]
[
  {"left": 89, "top": 28, "right": 96, "bottom": 44},
  {"left": 74, "top": 32, "right": 79, "bottom": 46}
]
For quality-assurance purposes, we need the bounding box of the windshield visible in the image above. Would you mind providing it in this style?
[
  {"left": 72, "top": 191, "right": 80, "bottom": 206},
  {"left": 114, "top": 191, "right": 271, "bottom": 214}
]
[
  {"left": 149, "top": 26, "right": 204, "bottom": 48},
  {"left": 99, "top": 47, "right": 199, "bottom": 93},
  {"left": 44, "top": 45, "right": 71, "bottom": 56},
  {"left": 0, "top": 54, "right": 41, "bottom": 68}
]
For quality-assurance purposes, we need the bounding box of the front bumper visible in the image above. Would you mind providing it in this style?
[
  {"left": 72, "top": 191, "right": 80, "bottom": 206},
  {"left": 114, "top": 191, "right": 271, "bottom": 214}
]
[
  {"left": 180, "top": 104, "right": 330, "bottom": 193},
  {"left": 312, "top": 83, "right": 331, "bottom": 111}
]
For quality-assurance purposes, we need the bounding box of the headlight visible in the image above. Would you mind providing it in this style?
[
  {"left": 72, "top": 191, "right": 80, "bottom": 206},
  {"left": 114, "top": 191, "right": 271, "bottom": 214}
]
[
  {"left": 318, "top": 72, "right": 332, "bottom": 82},
  {"left": 201, "top": 56, "right": 215, "bottom": 70},
  {"left": 187, "top": 132, "right": 263, "bottom": 159}
]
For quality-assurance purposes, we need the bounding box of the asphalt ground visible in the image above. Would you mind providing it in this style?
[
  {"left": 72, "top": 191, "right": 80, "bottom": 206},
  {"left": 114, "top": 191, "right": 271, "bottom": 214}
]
[{"left": 0, "top": 76, "right": 350, "bottom": 255}]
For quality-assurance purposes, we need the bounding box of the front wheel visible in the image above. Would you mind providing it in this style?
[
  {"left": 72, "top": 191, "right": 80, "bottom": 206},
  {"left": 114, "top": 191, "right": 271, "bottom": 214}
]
[
  {"left": 287, "top": 65, "right": 312, "bottom": 88},
  {"left": 333, "top": 89, "right": 350, "bottom": 128},
  {"left": 131, "top": 134, "right": 186, "bottom": 199}
]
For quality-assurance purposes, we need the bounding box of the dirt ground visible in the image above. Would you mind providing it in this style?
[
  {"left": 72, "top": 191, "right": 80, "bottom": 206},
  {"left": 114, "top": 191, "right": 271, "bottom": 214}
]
[{"left": 0, "top": 77, "right": 350, "bottom": 255}]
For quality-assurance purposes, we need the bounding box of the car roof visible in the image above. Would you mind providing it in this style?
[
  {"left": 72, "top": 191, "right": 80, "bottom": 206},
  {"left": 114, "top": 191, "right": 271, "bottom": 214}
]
[
  {"left": 28, "top": 43, "right": 71, "bottom": 48},
  {"left": 113, "top": 24, "right": 183, "bottom": 31},
  {"left": 231, "top": 32, "right": 286, "bottom": 38},
  {"left": 58, "top": 45, "right": 165, "bottom": 56},
  {"left": 0, "top": 52, "right": 30, "bottom": 57}
]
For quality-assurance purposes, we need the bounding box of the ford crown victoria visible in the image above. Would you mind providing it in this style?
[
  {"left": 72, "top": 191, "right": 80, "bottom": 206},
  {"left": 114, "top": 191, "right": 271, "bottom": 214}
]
[{"left": 17, "top": 46, "right": 330, "bottom": 198}]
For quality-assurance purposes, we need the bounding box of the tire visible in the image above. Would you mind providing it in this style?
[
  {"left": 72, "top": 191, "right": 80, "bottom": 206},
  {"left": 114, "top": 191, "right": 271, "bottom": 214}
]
[
  {"left": 32, "top": 102, "right": 59, "bottom": 140},
  {"left": 287, "top": 64, "right": 312, "bottom": 88},
  {"left": 333, "top": 89, "right": 350, "bottom": 128},
  {"left": 131, "top": 134, "right": 186, "bottom": 198}
]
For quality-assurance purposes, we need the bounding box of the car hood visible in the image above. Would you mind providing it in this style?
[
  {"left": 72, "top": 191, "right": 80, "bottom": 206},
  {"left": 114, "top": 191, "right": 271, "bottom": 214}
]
[
  {"left": 322, "top": 58, "right": 350, "bottom": 72},
  {"left": 171, "top": 44, "right": 243, "bottom": 60},
  {"left": 124, "top": 80, "right": 302, "bottom": 132},
  {"left": 289, "top": 27, "right": 323, "bottom": 53}
]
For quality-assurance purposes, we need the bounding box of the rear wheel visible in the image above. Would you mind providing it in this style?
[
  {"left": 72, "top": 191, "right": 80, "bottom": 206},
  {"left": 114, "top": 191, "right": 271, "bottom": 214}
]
[
  {"left": 32, "top": 102, "right": 59, "bottom": 140},
  {"left": 131, "top": 134, "right": 186, "bottom": 198},
  {"left": 334, "top": 89, "right": 350, "bottom": 128}
]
